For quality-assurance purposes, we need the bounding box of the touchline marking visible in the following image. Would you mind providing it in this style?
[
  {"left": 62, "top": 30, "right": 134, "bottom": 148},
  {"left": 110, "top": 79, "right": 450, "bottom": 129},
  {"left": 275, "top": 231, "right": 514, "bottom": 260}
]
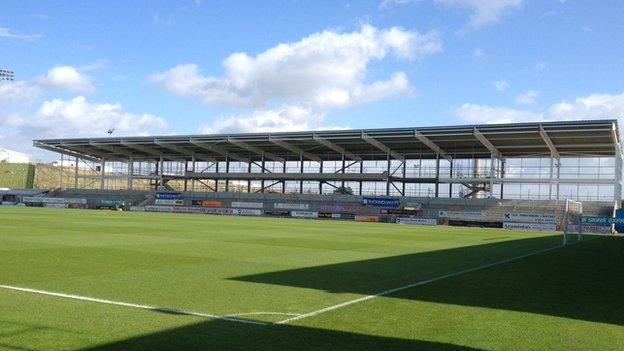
[
  {"left": 277, "top": 240, "right": 591, "bottom": 325},
  {"left": 0, "top": 285, "right": 266, "bottom": 326}
]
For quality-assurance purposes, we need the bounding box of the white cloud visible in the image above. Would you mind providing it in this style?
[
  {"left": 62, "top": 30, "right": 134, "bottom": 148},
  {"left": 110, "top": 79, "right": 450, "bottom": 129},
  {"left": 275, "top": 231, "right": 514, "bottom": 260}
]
[
  {"left": 435, "top": 0, "right": 522, "bottom": 28},
  {"left": 492, "top": 80, "right": 509, "bottom": 91},
  {"left": 79, "top": 59, "right": 108, "bottom": 72},
  {"left": 197, "top": 105, "right": 346, "bottom": 135},
  {"left": 547, "top": 93, "right": 624, "bottom": 121},
  {"left": 152, "top": 13, "right": 175, "bottom": 26},
  {"left": 38, "top": 66, "right": 94, "bottom": 93},
  {"left": 0, "top": 27, "right": 42, "bottom": 41},
  {"left": 453, "top": 103, "right": 539, "bottom": 124},
  {"left": 515, "top": 90, "right": 539, "bottom": 105},
  {"left": 380, "top": 0, "right": 414, "bottom": 8},
  {"left": 0, "top": 64, "right": 100, "bottom": 104},
  {"left": 473, "top": 47, "right": 485, "bottom": 59},
  {"left": 150, "top": 25, "right": 441, "bottom": 109},
  {"left": 2, "top": 96, "right": 167, "bottom": 139},
  {"left": 352, "top": 72, "right": 412, "bottom": 103},
  {"left": 453, "top": 91, "right": 624, "bottom": 126},
  {"left": 0, "top": 81, "right": 40, "bottom": 104},
  {"left": 539, "top": 10, "right": 556, "bottom": 20},
  {"left": 534, "top": 61, "right": 548, "bottom": 71}
]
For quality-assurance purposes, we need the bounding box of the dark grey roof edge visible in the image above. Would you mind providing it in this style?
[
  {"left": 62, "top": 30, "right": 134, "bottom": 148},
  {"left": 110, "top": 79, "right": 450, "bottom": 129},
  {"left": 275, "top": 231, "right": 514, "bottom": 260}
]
[{"left": 33, "top": 119, "right": 619, "bottom": 144}]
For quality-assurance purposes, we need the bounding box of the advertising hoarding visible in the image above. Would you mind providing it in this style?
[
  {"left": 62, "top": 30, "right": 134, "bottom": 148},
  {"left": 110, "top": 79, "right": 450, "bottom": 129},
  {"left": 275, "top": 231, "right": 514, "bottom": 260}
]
[
  {"left": 231, "top": 201, "right": 264, "bottom": 209},
  {"left": 438, "top": 210, "right": 486, "bottom": 221},
  {"left": 155, "top": 199, "right": 184, "bottom": 206},
  {"left": 23, "top": 197, "right": 87, "bottom": 204},
  {"left": 396, "top": 218, "right": 437, "bottom": 225},
  {"left": 233, "top": 208, "right": 262, "bottom": 216},
  {"left": 275, "top": 203, "right": 309, "bottom": 210},
  {"left": 503, "top": 222, "right": 557, "bottom": 231},
  {"left": 504, "top": 213, "right": 556, "bottom": 223},
  {"left": 155, "top": 192, "right": 181, "bottom": 200},
  {"left": 355, "top": 215, "right": 379, "bottom": 222},
  {"left": 581, "top": 216, "right": 624, "bottom": 225},
  {"left": 291, "top": 211, "right": 319, "bottom": 218},
  {"left": 362, "top": 198, "right": 400, "bottom": 207},
  {"left": 200, "top": 200, "right": 222, "bottom": 207},
  {"left": 319, "top": 204, "right": 358, "bottom": 212}
]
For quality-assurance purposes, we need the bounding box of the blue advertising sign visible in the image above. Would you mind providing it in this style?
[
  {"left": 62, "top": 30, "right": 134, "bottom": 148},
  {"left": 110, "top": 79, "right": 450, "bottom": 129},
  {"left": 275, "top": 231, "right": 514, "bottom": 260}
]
[
  {"left": 156, "top": 192, "right": 182, "bottom": 200},
  {"left": 362, "top": 198, "right": 400, "bottom": 207},
  {"left": 581, "top": 216, "right": 624, "bottom": 226}
]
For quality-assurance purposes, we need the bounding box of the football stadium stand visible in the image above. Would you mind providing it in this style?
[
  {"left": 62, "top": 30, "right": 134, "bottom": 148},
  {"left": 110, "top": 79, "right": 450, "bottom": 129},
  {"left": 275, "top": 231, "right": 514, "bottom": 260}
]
[{"left": 10, "top": 119, "right": 621, "bottom": 231}]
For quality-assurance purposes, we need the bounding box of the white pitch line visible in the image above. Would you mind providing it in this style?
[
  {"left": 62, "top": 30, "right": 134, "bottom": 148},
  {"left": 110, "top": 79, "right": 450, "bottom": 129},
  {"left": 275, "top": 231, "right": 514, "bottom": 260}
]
[
  {"left": 225, "top": 312, "right": 302, "bottom": 317},
  {"left": 0, "top": 284, "right": 266, "bottom": 326},
  {"left": 277, "top": 241, "right": 584, "bottom": 324}
]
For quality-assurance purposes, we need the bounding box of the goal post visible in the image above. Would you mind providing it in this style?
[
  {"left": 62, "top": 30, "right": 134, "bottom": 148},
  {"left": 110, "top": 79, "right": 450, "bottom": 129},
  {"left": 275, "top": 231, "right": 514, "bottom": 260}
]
[{"left": 563, "top": 199, "right": 583, "bottom": 245}]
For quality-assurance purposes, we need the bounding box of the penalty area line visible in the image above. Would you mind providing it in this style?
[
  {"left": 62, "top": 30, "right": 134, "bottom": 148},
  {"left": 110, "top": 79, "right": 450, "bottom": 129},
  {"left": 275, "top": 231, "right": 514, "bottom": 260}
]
[
  {"left": 0, "top": 284, "right": 267, "bottom": 326},
  {"left": 277, "top": 239, "right": 591, "bottom": 325}
]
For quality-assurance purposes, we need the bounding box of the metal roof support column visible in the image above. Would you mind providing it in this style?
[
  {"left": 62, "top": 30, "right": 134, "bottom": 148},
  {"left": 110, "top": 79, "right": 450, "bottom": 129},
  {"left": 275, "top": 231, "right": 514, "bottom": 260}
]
[
  {"left": 540, "top": 125, "right": 560, "bottom": 201},
  {"left": 183, "top": 159, "right": 188, "bottom": 192},
  {"left": 101, "top": 159, "right": 106, "bottom": 190},
  {"left": 299, "top": 155, "right": 304, "bottom": 194},
  {"left": 615, "top": 147, "right": 622, "bottom": 204},
  {"left": 435, "top": 154, "right": 440, "bottom": 197},
  {"left": 341, "top": 154, "right": 346, "bottom": 189},
  {"left": 359, "top": 161, "right": 364, "bottom": 195},
  {"left": 247, "top": 162, "right": 252, "bottom": 193},
  {"left": 490, "top": 152, "right": 495, "bottom": 198},
  {"left": 402, "top": 160, "right": 407, "bottom": 196},
  {"left": 260, "top": 156, "right": 265, "bottom": 193},
  {"left": 282, "top": 160, "right": 286, "bottom": 193},
  {"left": 212, "top": 157, "right": 217, "bottom": 192},
  {"left": 448, "top": 160, "right": 453, "bottom": 198},
  {"left": 386, "top": 153, "right": 391, "bottom": 196},
  {"left": 128, "top": 157, "right": 134, "bottom": 190},
  {"left": 319, "top": 161, "right": 323, "bottom": 194},
  {"left": 225, "top": 156, "right": 229, "bottom": 192},
  {"left": 556, "top": 161, "right": 561, "bottom": 200},
  {"left": 159, "top": 156, "right": 164, "bottom": 189},
  {"left": 59, "top": 153, "right": 63, "bottom": 189},
  {"left": 74, "top": 156, "right": 79, "bottom": 189},
  {"left": 500, "top": 159, "right": 505, "bottom": 199},
  {"left": 549, "top": 156, "right": 554, "bottom": 200},
  {"left": 191, "top": 156, "right": 196, "bottom": 192},
  {"left": 418, "top": 153, "right": 422, "bottom": 196}
]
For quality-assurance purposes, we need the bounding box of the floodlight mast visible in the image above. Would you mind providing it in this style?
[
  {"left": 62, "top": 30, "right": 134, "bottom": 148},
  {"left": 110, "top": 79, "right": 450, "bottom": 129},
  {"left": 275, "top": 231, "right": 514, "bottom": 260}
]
[{"left": 0, "top": 68, "right": 14, "bottom": 82}]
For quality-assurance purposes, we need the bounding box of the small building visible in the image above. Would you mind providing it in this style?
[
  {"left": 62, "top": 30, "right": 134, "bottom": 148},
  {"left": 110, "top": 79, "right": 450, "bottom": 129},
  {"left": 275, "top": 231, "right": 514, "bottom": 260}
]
[{"left": 0, "top": 148, "right": 31, "bottom": 163}]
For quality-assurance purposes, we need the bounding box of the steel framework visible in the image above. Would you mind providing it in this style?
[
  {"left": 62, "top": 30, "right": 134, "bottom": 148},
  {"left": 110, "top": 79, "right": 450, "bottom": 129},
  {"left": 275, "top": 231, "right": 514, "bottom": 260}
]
[{"left": 33, "top": 120, "right": 623, "bottom": 202}]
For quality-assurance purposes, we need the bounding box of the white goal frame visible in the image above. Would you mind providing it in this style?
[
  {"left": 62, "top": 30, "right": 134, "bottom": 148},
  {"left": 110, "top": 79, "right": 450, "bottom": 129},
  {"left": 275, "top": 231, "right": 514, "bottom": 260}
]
[{"left": 563, "top": 199, "right": 583, "bottom": 245}]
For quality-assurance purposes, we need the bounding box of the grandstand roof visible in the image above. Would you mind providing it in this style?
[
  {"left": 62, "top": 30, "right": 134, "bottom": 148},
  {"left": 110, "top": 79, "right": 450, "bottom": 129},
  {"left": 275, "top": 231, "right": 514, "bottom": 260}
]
[{"left": 33, "top": 120, "right": 621, "bottom": 162}]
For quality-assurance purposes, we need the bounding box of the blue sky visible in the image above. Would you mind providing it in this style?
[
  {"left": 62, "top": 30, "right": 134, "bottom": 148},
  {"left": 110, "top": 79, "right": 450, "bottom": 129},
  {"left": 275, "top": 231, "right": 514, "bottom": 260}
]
[{"left": 1, "top": 0, "right": 623, "bottom": 160}]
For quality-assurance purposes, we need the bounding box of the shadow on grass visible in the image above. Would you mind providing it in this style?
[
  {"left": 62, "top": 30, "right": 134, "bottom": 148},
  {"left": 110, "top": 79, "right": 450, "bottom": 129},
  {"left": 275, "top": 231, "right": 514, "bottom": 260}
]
[
  {"left": 0, "top": 319, "right": 80, "bottom": 351},
  {"left": 233, "top": 234, "right": 624, "bottom": 326},
  {"left": 80, "top": 319, "right": 482, "bottom": 351}
]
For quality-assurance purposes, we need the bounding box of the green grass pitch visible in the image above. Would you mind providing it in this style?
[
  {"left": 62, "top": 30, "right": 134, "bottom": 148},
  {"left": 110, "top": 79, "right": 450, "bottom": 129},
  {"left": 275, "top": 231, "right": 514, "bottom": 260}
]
[{"left": 0, "top": 206, "right": 623, "bottom": 350}]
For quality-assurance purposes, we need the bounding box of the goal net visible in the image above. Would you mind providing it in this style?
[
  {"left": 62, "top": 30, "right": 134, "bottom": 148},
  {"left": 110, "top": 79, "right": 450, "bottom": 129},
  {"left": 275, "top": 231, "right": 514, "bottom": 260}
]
[{"left": 562, "top": 199, "right": 583, "bottom": 245}]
